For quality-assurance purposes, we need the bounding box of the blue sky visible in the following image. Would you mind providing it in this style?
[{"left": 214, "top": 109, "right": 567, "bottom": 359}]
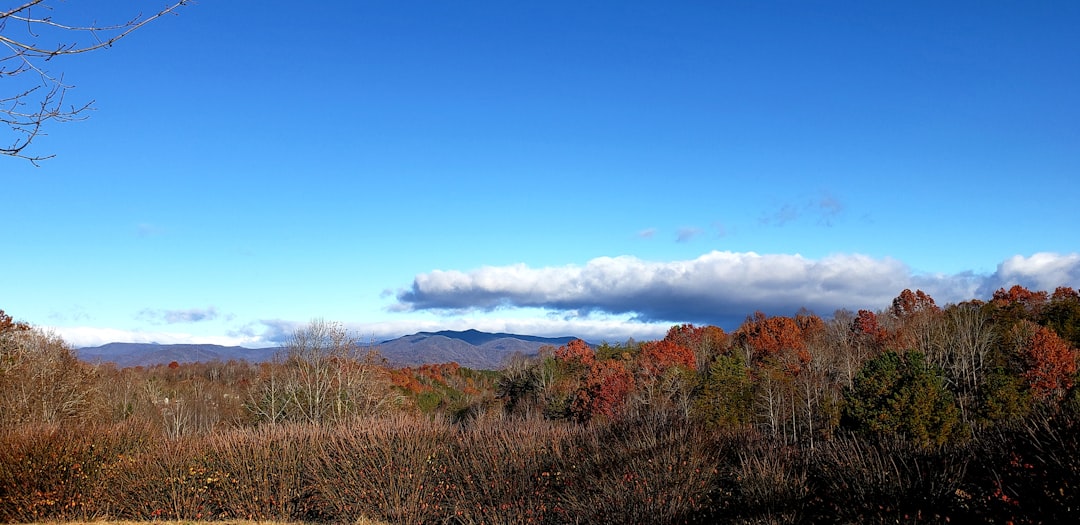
[{"left": 4, "top": 1, "right": 1079, "bottom": 348}]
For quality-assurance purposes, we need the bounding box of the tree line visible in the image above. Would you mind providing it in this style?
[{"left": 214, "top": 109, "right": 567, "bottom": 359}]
[{"left": 1, "top": 285, "right": 1079, "bottom": 523}]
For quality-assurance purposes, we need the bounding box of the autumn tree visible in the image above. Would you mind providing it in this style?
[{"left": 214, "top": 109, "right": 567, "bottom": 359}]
[
  {"left": 990, "top": 285, "right": 1049, "bottom": 328},
  {"left": 733, "top": 311, "right": 809, "bottom": 366},
  {"left": 887, "top": 289, "right": 944, "bottom": 363},
  {"left": 1013, "top": 321, "right": 1078, "bottom": 403},
  {"left": 852, "top": 309, "right": 888, "bottom": 353},
  {"left": 546, "top": 339, "right": 636, "bottom": 422},
  {"left": 0, "top": 325, "right": 102, "bottom": 427},
  {"left": 626, "top": 338, "right": 694, "bottom": 419},
  {"left": 533, "top": 339, "right": 595, "bottom": 420},
  {"left": 733, "top": 312, "right": 824, "bottom": 442},
  {"left": 0, "top": 309, "right": 30, "bottom": 333},
  {"left": 2, "top": 1, "right": 188, "bottom": 163},
  {"left": 660, "top": 323, "right": 728, "bottom": 371},
  {"left": 570, "top": 359, "right": 634, "bottom": 422},
  {"left": 639, "top": 339, "right": 696, "bottom": 377},
  {"left": 554, "top": 338, "right": 596, "bottom": 368}
]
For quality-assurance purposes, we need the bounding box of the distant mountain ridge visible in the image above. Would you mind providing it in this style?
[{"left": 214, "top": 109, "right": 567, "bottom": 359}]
[
  {"left": 77, "top": 330, "right": 584, "bottom": 370},
  {"left": 76, "top": 343, "right": 283, "bottom": 369},
  {"left": 414, "top": 329, "right": 579, "bottom": 347},
  {"left": 372, "top": 330, "right": 581, "bottom": 369}
]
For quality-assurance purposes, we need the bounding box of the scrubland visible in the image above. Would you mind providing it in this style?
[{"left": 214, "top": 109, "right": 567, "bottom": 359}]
[{"left": 2, "top": 286, "right": 1079, "bottom": 523}]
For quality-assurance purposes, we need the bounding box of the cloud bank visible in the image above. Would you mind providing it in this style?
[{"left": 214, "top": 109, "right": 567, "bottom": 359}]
[
  {"left": 52, "top": 252, "right": 1080, "bottom": 350},
  {"left": 396, "top": 251, "right": 1080, "bottom": 327}
]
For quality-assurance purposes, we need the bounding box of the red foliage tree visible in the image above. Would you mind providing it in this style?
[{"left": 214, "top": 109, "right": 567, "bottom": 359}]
[
  {"left": 663, "top": 323, "right": 728, "bottom": 352},
  {"left": 888, "top": 289, "right": 944, "bottom": 355},
  {"left": 890, "top": 289, "right": 939, "bottom": 318},
  {"left": 554, "top": 339, "right": 596, "bottom": 368},
  {"left": 852, "top": 310, "right": 883, "bottom": 337},
  {"left": 389, "top": 368, "right": 426, "bottom": 394},
  {"left": 661, "top": 323, "right": 728, "bottom": 370},
  {"left": 1052, "top": 286, "right": 1079, "bottom": 302},
  {"left": 0, "top": 309, "right": 30, "bottom": 333},
  {"left": 639, "top": 339, "right": 696, "bottom": 377},
  {"left": 993, "top": 285, "right": 1050, "bottom": 308},
  {"left": 992, "top": 285, "right": 1050, "bottom": 323},
  {"left": 795, "top": 310, "right": 826, "bottom": 335},
  {"left": 734, "top": 312, "right": 807, "bottom": 363},
  {"left": 852, "top": 309, "right": 888, "bottom": 350},
  {"left": 1017, "top": 322, "right": 1078, "bottom": 402},
  {"left": 570, "top": 359, "right": 634, "bottom": 421}
]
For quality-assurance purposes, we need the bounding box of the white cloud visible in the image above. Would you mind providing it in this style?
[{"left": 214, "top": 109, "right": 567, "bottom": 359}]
[
  {"left": 50, "top": 252, "right": 1080, "bottom": 349},
  {"left": 978, "top": 252, "right": 1080, "bottom": 296},
  {"left": 397, "top": 251, "right": 1080, "bottom": 327}
]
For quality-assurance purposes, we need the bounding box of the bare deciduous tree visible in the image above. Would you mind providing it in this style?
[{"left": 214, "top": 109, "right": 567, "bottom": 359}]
[
  {"left": 247, "top": 320, "right": 394, "bottom": 425},
  {"left": 2, "top": 1, "right": 188, "bottom": 164},
  {"left": 0, "top": 327, "right": 101, "bottom": 427}
]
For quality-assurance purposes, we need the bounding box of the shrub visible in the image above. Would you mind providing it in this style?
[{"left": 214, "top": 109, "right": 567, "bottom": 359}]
[
  {"left": 555, "top": 414, "right": 729, "bottom": 524},
  {"left": 730, "top": 441, "right": 807, "bottom": 523},
  {"left": 969, "top": 412, "right": 1080, "bottom": 523},
  {"left": 438, "top": 418, "right": 570, "bottom": 523},
  {"left": 805, "top": 434, "right": 970, "bottom": 523},
  {"left": 307, "top": 415, "right": 453, "bottom": 524},
  {"left": 0, "top": 421, "right": 153, "bottom": 522}
]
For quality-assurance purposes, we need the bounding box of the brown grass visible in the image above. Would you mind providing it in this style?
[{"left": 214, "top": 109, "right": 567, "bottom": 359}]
[{"left": 19, "top": 522, "right": 389, "bottom": 525}]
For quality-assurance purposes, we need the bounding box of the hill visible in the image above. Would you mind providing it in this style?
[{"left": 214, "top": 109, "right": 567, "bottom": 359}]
[
  {"left": 76, "top": 342, "right": 283, "bottom": 368},
  {"left": 77, "top": 330, "right": 583, "bottom": 369},
  {"left": 372, "top": 330, "right": 580, "bottom": 369}
]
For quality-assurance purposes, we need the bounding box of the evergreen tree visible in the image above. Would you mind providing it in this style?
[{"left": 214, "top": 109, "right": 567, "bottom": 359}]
[{"left": 844, "top": 351, "right": 963, "bottom": 447}]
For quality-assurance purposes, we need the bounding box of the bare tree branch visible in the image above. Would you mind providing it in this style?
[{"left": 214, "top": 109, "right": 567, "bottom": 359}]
[{"left": 2, "top": 1, "right": 188, "bottom": 165}]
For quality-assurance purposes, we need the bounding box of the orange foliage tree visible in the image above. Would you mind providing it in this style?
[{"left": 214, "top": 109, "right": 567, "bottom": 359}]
[
  {"left": 639, "top": 339, "right": 696, "bottom": 377},
  {"left": 734, "top": 311, "right": 808, "bottom": 364},
  {"left": 570, "top": 359, "right": 634, "bottom": 421},
  {"left": 992, "top": 285, "right": 1050, "bottom": 325},
  {"left": 888, "top": 289, "right": 943, "bottom": 356},
  {"left": 852, "top": 309, "right": 888, "bottom": 350},
  {"left": 890, "top": 289, "right": 939, "bottom": 318},
  {"left": 551, "top": 339, "right": 635, "bottom": 422},
  {"left": 555, "top": 339, "right": 596, "bottom": 368},
  {"left": 1016, "top": 322, "right": 1078, "bottom": 402},
  {"left": 661, "top": 323, "right": 728, "bottom": 370},
  {"left": 0, "top": 309, "right": 30, "bottom": 334}
]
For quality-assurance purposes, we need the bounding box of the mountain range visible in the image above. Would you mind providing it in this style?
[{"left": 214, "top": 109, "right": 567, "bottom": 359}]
[{"left": 76, "top": 329, "right": 583, "bottom": 370}]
